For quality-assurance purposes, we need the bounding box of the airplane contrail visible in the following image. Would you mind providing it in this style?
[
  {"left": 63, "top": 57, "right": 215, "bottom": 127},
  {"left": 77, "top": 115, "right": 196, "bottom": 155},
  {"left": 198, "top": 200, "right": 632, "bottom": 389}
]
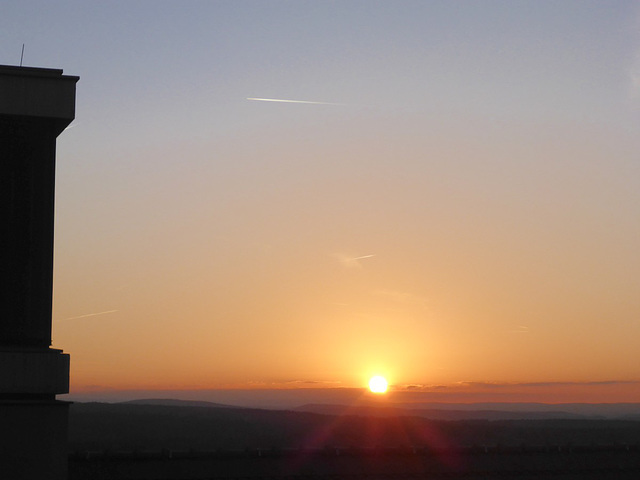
[
  {"left": 352, "top": 254, "right": 376, "bottom": 261},
  {"left": 61, "top": 310, "right": 119, "bottom": 321},
  {"left": 334, "top": 253, "right": 376, "bottom": 268},
  {"left": 247, "top": 97, "right": 348, "bottom": 106}
]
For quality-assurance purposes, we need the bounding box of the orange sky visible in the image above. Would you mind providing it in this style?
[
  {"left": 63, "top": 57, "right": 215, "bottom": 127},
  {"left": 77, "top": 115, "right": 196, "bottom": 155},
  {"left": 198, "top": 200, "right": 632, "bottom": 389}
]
[{"left": 4, "top": 2, "right": 639, "bottom": 403}]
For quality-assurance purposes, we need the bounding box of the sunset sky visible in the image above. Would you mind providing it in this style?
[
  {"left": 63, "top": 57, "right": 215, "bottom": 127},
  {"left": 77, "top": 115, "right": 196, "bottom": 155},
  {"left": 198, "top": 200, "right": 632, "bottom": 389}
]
[{"left": 2, "top": 1, "right": 639, "bottom": 404}]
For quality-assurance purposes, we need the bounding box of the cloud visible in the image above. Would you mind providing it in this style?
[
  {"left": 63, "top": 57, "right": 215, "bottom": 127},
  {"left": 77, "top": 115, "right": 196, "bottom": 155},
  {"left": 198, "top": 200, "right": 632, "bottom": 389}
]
[
  {"left": 333, "top": 253, "right": 376, "bottom": 269},
  {"left": 394, "top": 380, "right": 640, "bottom": 391},
  {"left": 456, "top": 380, "right": 640, "bottom": 389},
  {"left": 245, "top": 380, "right": 343, "bottom": 389},
  {"left": 282, "top": 380, "right": 343, "bottom": 386}
]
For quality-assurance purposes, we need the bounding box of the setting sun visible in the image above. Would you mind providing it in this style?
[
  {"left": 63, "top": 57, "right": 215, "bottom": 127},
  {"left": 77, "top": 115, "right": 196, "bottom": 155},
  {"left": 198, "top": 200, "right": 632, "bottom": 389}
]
[{"left": 368, "top": 376, "right": 388, "bottom": 394}]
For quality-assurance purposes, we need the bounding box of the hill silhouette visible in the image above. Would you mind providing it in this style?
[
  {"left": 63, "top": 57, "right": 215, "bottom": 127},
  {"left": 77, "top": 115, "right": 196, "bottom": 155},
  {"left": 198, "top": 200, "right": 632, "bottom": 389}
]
[
  {"left": 121, "top": 398, "right": 236, "bottom": 409},
  {"left": 68, "top": 402, "right": 640, "bottom": 453},
  {"left": 294, "top": 403, "right": 589, "bottom": 420}
]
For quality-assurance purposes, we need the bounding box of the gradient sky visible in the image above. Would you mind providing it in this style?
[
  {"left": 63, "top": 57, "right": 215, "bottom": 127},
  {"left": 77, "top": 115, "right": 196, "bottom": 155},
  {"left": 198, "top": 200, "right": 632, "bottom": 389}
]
[{"left": 2, "top": 1, "right": 639, "bottom": 402}]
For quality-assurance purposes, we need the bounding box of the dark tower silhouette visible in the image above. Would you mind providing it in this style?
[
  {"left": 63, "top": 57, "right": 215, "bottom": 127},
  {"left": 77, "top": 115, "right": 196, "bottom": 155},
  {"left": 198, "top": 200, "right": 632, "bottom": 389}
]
[{"left": 0, "top": 65, "right": 78, "bottom": 479}]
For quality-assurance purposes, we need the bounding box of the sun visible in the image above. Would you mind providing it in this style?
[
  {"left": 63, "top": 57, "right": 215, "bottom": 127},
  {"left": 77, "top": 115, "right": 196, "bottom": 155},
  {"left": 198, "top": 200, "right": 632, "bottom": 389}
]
[{"left": 368, "top": 375, "right": 388, "bottom": 394}]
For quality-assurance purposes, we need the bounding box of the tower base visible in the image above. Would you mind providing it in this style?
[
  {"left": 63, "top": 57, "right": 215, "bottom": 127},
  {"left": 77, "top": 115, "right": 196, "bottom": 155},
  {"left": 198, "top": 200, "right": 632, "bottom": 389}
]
[{"left": 0, "top": 399, "right": 69, "bottom": 480}]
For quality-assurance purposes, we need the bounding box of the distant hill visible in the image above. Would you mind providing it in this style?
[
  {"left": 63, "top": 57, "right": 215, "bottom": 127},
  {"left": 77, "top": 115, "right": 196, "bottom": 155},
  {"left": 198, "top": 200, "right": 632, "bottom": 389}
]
[
  {"left": 384, "top": 402, "right": 640, "bottom": 419},
  {"left": 294, "top": 403, "right": 589, "bottom": 420},
  {"left": 114, "top": 398, "right": 640, "bottom": 420},
  {"left": 120, "top": 398, "right": 236, "bottom": 409},
  {"left": 68, "top": 402, "right": 640, "bottom": 453}
]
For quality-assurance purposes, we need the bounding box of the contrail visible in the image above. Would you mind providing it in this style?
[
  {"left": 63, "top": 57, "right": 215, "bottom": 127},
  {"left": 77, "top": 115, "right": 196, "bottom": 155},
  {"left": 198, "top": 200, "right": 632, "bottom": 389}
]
[
  {"left": 247, "top": 97, "right": 348, "bottom": 106},
  {"left": 334, "top": 253, "right": 376, "bottom": 268},
  {"left": 61, "top": 310, "right": 119, "bottom": 321},
  {"left": 352, "top": 254, "right": 376, "bottom": 261}
]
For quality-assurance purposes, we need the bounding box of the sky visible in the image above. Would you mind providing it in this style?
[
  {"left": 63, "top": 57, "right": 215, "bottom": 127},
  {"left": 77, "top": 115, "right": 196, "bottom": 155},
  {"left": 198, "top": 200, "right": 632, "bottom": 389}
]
[{"left": 2, "top": 1, "right": 639, "bottom": 404}]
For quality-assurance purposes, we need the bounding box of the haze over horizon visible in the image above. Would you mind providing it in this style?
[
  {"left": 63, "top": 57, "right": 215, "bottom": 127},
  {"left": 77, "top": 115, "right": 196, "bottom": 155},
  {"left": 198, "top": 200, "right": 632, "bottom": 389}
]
[{"left": 3, "top": 1, "right": 639, "bottom": 404}]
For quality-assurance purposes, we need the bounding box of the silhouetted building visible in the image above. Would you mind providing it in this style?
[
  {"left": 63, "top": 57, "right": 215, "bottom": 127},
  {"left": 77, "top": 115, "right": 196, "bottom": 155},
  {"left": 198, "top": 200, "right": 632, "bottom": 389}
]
[{"left": 0, "top": 65, "right": 78, "bottom": 480}]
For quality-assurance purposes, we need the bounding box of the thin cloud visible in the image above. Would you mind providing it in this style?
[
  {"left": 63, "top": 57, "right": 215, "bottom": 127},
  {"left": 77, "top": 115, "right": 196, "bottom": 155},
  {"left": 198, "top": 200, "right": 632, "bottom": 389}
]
[
  {"left": 395, "top": 380, "right": 640, "bottom": 391},
  {"left": 353, "top": 254, "right": 376, "bottom": 261},
  {"left": 247, "top": 97, "right": 349, "bottom": 106},
  {"left": 456, "top": 380, "right": 640, "bottom": 389},
  {"left": 333, "top": 253, "right": 376, "bottom": 269},
  {"left": 245, "top": 380, "right": 343, "bottom": 388},
  {"left": 282, "top": 380, "right": 343, "bottom": 386},
  {"left": 61, "top": 309, "right": 119, "bottom": 321}
]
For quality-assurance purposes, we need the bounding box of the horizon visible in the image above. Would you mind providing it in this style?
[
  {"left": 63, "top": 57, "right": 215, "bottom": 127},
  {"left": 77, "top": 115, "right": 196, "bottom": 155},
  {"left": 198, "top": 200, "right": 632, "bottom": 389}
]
[{"left": 64, "top": 380, "right": 640, "bottom": 409}]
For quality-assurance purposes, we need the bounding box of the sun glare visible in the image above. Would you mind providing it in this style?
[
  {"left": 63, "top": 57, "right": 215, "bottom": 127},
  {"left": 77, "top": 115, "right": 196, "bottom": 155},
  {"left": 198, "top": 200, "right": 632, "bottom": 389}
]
[{"left": 368, "top": 375, "right": 388, "bottom": 394}]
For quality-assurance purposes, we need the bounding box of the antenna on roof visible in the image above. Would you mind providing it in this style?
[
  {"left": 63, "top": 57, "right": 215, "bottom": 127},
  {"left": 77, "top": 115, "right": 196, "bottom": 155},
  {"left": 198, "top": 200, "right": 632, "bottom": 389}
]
[{"left": 20, "top": 44, "right": 25, "bottom": 67}]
